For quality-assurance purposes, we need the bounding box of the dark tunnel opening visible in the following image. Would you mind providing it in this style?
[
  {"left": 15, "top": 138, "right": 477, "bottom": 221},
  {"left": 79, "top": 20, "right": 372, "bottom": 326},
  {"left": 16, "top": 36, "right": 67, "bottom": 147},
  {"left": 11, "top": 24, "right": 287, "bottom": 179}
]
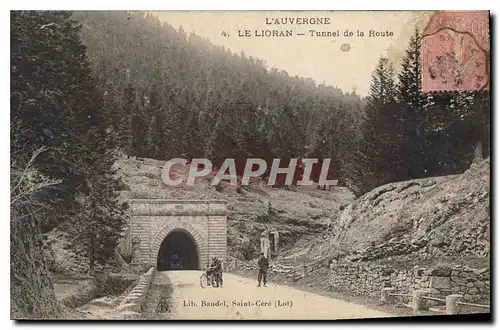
[{"left": 157, "top": 230, "right": 199, "bottom": 271}]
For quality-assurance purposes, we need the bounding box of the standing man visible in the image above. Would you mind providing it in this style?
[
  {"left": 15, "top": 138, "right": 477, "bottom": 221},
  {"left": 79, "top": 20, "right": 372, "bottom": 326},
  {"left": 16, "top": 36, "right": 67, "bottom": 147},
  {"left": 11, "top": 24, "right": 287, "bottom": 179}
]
[
  {"left": 257, "top": 252, "right": 269, "bottom": 287},
  {"left": 214, "top": 257, "right": 223, "bottom": 288},
  {"left": 208, "top": 257, "right": 223, "bottom": 287}
]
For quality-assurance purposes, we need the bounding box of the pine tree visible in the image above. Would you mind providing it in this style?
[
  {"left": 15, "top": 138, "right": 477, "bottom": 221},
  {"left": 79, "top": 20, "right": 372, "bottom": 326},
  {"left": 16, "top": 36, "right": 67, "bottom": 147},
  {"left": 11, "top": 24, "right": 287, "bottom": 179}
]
[
  {"left": 336, "top": 99, "right": 364, "bottom": 191},
  {"left": 423, "top": 90, "right": 488, "bottom": 175},
  {"left": 11, "top": 10, "right": 127, "bottom": 286},
  {"left": 149, "top": 88, "right": 168, "bottom": 159},
  {"left": 130, "top": 92, "right": 152, "bottom": 157},
  {"left": 397, "top": 27, "right": 427, "bottom": 179},
  {"left": 356, "top": 57, "right": 403, "bottom": 194},
  {"left": 118, "top": 84, "right": 135, "bottom": 154},
  {"left": 72, "top": 11, "right": 365, "bottom": 177},
  {"left": 53, "top": 12, "right": 127, "bottom": 274},
  {"left": 11, "top": 10, "right": 129, "bottom": 317},
  {"left": 470, "top": 91, "right": 490, "bottom": 162}
]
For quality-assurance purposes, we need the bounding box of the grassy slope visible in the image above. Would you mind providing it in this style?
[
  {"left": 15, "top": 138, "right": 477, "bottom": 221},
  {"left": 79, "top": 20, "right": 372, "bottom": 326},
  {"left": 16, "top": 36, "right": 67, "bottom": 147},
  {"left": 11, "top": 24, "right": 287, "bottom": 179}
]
[{"left": 115, "top": 156, "right": 355, "bottom": 260}]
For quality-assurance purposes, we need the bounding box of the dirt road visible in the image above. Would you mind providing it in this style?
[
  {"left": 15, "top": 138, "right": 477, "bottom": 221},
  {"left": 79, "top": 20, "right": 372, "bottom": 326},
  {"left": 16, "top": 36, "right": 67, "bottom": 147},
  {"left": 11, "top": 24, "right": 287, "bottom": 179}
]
[{"left": 146, "top": 270, "right": 394, "bottom": 320}]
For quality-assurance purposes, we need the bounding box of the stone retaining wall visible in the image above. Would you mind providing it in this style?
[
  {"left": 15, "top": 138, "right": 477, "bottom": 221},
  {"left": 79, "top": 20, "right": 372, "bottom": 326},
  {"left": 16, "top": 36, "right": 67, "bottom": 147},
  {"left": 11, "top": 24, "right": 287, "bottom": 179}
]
[
  {"left": 116, "top": 267, "right": 156, "bottom": 314},
  {"left": 328, "top": 262, "right": 489, "bottom": 303}
]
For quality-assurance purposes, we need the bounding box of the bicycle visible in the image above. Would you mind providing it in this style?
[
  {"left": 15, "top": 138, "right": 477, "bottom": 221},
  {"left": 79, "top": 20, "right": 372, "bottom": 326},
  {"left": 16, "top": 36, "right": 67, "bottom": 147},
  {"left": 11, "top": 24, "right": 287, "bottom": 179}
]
[{"left": 200, "top": 267, "right": 222, "bottom": 288}]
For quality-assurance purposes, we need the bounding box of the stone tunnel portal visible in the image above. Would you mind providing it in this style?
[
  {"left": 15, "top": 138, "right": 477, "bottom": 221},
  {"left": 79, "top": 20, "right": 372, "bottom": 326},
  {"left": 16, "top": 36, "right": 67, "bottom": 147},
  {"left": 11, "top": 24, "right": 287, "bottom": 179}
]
[
  {"left": 157, "top": 230, "right": 200, "bottom": 271},
  {"left": 129, "top": 199, "right": 227, "bottom": 269}
]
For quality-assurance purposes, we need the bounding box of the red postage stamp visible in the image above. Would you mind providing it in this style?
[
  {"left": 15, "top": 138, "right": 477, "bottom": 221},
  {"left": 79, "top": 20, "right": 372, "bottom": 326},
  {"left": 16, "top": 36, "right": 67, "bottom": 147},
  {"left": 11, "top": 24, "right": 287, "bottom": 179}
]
[{"left": 421, "top": 11, "right": 490, "bottom": 92}]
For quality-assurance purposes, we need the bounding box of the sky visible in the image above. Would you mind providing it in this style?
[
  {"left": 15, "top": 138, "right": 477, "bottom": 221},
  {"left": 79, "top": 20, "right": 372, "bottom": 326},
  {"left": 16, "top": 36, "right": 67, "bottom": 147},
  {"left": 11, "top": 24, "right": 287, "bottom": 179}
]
[{"left": 152, "top": 11, "right": 433, "bottom": 96}]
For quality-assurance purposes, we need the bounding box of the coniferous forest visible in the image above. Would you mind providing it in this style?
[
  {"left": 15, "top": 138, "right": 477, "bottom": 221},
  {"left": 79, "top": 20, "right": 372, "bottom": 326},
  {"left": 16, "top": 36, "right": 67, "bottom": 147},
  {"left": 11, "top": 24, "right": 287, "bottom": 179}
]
[{"left": 10, "top": 11, "right": 490, "bottom": 318}]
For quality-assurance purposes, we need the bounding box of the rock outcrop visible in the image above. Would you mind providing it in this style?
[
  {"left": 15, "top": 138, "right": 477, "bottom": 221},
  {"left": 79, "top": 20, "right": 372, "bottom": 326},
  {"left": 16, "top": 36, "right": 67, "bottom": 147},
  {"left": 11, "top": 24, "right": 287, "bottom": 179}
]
[{"left": 327, "top": 158, "right": 490, "bottom": 263}]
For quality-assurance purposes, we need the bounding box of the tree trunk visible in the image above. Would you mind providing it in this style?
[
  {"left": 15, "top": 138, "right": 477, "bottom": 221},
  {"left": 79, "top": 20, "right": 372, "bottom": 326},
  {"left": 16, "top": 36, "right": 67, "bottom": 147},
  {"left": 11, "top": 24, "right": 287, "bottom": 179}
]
[
  {"left": 474, "top": 139, "right": 483, "bottom": 163},
  {"left": 473, "top": 92, "right": 488, "bottom": 163}
]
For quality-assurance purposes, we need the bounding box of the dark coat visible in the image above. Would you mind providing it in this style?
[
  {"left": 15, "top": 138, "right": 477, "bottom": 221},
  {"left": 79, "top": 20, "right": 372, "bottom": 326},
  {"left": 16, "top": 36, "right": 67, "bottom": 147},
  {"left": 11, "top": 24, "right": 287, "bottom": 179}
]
[
  {"left": 258, "top": 255, "right": 269, "bottom": 272},
  {"left": 210, "top": 258, "right": 222, "bottom": 272}
]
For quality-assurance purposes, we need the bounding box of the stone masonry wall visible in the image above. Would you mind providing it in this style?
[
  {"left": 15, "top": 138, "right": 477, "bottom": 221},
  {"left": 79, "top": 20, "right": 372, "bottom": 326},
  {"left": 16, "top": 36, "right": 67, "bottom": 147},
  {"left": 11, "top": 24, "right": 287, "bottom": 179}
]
[
  {"left": 208, "top": 215, "right": 227, "bottom": 268},
  {"left": 328, "top": 262, "right": 490, "bottom": 303},
  {"left": 116, "top": 267, "right": 155, "bottom": 315},
  {"left": 129, "top": 200, "right": 227, "bottom": 269}
]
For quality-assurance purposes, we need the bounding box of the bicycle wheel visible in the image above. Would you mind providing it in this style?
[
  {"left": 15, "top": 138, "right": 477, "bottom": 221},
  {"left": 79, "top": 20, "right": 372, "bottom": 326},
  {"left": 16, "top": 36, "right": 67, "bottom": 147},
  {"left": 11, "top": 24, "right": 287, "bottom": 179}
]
[{"left": 200, "top": 272, "right": 208, "bottom": 288}]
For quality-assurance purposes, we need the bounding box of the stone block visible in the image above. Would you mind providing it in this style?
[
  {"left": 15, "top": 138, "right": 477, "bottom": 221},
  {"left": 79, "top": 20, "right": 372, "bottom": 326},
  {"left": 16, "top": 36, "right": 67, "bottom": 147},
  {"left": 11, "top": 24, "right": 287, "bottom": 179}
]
[
  {"left": 473, "top": 268, "right": 489, "bottom": 276},
  {"left": 468, "top": 287, "right": 479, "bottom": 295},
  {"left": 412, "top": 289, "right": 429, "bottom": 313},
  {"left": 430, "top": 276, "right": 451, "bottom": 289},
  {"left": 463, "top": 294, "right": 473, "bottom": 301},
  {"left": 89, "top": 297, "right": 114, "bottom": 308},
  {"left": 445, "top": 294, "right": 462, "bottom": 315},
  {"left": 381, "top": 287, "right": 395, "bottom": 303},
  {"left": 116, "top": 303, "right": 140, "bottom": 313},
  {"left": 123, "top": 296, "right": 141, "bottom": 305},
  {"left": 452, "top": 278, "right": 466, "bottom": 286}
]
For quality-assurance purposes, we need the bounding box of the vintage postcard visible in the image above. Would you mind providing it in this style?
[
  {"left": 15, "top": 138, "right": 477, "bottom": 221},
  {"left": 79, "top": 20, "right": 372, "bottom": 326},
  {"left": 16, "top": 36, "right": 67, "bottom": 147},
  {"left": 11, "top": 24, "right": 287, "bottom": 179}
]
[{"left": 10, "top": 10, "right": 491, "bottom": 320}]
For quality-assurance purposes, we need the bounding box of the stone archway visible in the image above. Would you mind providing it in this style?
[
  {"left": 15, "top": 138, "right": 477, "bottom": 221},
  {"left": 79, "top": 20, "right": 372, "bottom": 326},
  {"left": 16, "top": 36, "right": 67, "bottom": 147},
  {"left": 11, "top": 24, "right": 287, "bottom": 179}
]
[
  {"left": 151, "top": 222, "right": 208, "bottom": 270},
  {"left": 157, "top": 229, "right": 199, "bottom": 270},
  {"left": 129, "top": 200, "right": 227, "bottom": 269}
]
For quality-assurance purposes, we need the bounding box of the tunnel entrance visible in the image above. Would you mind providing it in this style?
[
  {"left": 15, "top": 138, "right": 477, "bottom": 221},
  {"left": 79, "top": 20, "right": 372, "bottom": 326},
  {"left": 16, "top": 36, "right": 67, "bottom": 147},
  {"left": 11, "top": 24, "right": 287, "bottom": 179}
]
[{"left": 157, "top": 230, "right": 199, "bottom": 271}]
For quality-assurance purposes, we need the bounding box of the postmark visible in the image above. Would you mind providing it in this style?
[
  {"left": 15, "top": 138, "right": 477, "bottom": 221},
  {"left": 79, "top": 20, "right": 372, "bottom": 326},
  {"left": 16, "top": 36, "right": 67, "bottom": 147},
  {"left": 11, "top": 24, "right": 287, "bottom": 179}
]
[{"left": 421, "top": 11, "right": 490, "bottom": 92}]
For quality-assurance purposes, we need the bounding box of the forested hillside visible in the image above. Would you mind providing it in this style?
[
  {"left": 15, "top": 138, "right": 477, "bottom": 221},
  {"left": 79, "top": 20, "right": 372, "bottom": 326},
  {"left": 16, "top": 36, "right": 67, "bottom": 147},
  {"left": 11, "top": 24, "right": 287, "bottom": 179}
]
[
  {"left": 73, "top": 11, "right": 490, "bottom": 195},
  {"left": 72, "top": 11, "right": 365, "bottom": 185},
  {"left": 358, "top": 30, "right": 490, "bottom": 195}
]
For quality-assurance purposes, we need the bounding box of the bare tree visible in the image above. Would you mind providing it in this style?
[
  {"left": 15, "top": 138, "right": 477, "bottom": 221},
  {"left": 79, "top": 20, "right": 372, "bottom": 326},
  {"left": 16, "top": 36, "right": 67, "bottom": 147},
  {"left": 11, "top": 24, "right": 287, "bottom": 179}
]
[{"left": 11, "top": 146, "right": 61, "bottom": 319}]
